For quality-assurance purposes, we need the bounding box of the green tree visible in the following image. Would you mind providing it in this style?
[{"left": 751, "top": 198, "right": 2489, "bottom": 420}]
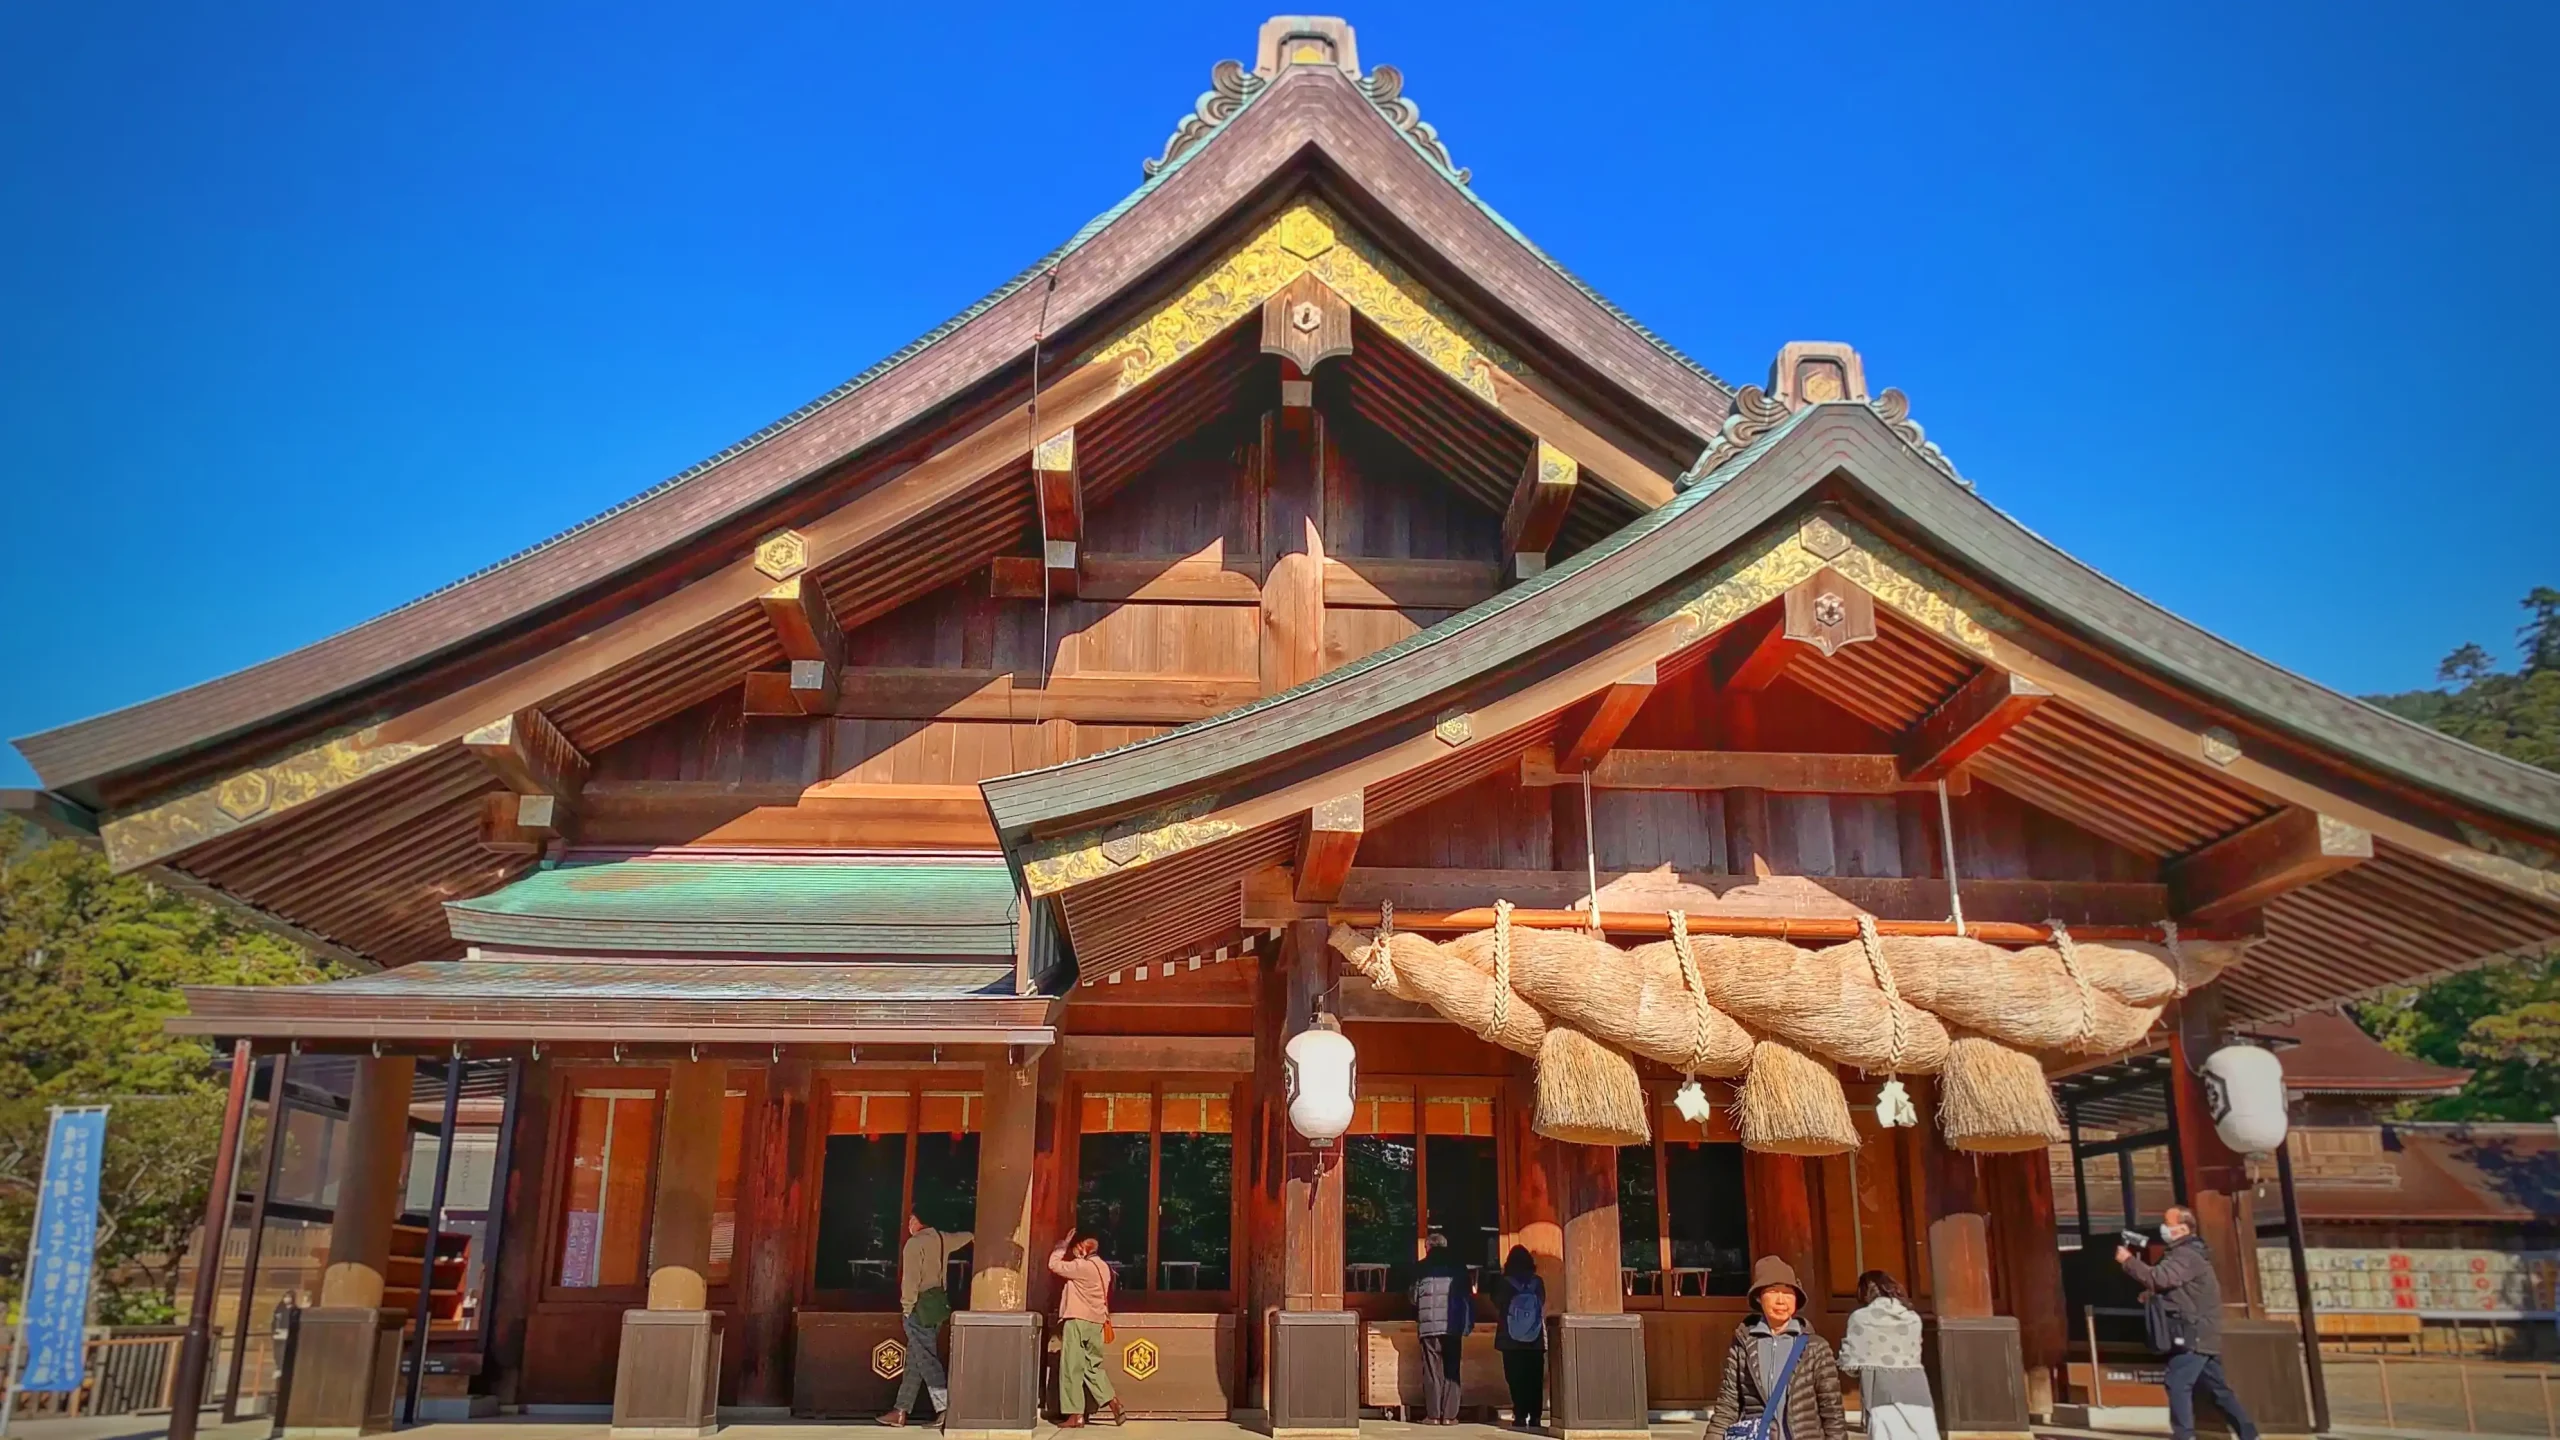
[
  {"left": 0, "top": 817, "right": 337, "bottom": 1320},
  {"left": 2357, "top": 587, "right": 2560, "bottom": 1121}
]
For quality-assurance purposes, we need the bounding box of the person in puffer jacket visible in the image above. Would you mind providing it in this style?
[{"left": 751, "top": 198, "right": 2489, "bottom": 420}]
[
  {"left": 1707, "top": 1256, "right": 1845, "bottom": 1440},
  {"left": 1408, "top": 1233, "right": 1475, "bottom": 1424}
]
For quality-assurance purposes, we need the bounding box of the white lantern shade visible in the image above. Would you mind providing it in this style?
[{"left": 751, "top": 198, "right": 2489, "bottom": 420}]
[
  {"left": 1285, "top": 1023, "right": 1358, "bottom": 1144},
  {"left": 2201, "top": 1044, "right": 2289, "bottom": 1154}
]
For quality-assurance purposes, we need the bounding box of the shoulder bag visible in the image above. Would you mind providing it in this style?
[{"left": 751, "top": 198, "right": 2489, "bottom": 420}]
[{"left": 1724, "top": 1334, "right": 1808, "bottom": 1440}]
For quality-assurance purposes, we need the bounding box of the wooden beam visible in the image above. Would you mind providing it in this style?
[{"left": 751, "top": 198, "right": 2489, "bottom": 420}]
[
  {"left": 1709, "top": 606, "right": 1796, "bottom": 692},
  {"left": 989, "top": 556, "right": 1042, "bottom": 599},
  {"left": 1057, "top": 1035, "right": 1254, "bottom": 1073},
  {"left": 1321, "top": 557, "right": 1501, "bottom": 610},
  {"left": 756, "top": 576, "right": 845, "bottom": 716},
  {"left": 742, "top": 667, "right": 1259, "bottom": 724},
  {"left": 1081, "top": 553, "right": 1263, "bottom": 603},
  {"left": 1293, "top": 792, "right": 1364, "bottom": 903},
  {"left": 1485, "top": 369, "right": 1679, "bottom": 509},
  {"left": 476, "top": 792, "right": 541, "bottom": 856},
  {"left": 463, "top": 708, "right": 587, "bottom": 840},
  {"left": 577, "top": 779, "right": 997, "bottom": 850},
  {"left": 1262, "top": 409, "right": 1326, "bottom": 693},
  {"left": 1324, "top": 905, "right": 2241, "bottom": 946},
  {"left": 1556, "top": 664, "right": 1656, "bottom": 771},
  {"left": 1520, "top": 745, "right": 1968, "bottom": 795},
  {"left": 1500, "top": 439, "right": 1578, "bottom": 578},
  {"left": 1900, "top": 667, "right": 2050, "bottom": 781},
  {"left": 2169, "top": 806, "right": 2372, "bottom": 922},
  {"left": 1244, "top": 864, "right": 2194, "bottom": 932},
  {"left": 1034, "top": 428, "right": 1081, "bottom": 598}
]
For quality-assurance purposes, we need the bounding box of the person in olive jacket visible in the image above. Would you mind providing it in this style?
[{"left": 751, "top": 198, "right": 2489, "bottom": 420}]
[{"left": 1707, "top": 1257, "right": 1846, "bottom": 1440}]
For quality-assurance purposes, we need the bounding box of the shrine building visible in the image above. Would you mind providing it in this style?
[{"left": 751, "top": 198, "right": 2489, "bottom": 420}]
[{"left": 13, "top": 16, "right": 2560, "bottom": 1439}]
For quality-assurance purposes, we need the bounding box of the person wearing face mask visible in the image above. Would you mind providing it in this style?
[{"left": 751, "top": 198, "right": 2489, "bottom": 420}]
[
  {"left": 1706, "top": 1257, "right": 1845, "bottom": 1440},
  {"left": 2119, "top": 1206, "right": 2260, "bottom": 1440}
]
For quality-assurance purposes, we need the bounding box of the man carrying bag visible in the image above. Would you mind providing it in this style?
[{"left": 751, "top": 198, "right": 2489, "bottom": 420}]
[
  {"left": 882, "top": 1213, "right": 971, "bottom": 1427},
  {"left": 2119, "top": 1206, "right": 2260, "bottom": 1440}
]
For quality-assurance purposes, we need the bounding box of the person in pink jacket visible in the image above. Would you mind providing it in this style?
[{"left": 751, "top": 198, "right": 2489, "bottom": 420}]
[{"left": 1049, "top": 1232, "right": 1124, "bottom": 1427}]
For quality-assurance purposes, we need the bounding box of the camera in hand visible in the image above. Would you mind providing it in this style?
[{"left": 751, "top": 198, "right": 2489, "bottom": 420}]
[{"left": 2118, "top": 1229, "right": 2151, "bottom": 1250}]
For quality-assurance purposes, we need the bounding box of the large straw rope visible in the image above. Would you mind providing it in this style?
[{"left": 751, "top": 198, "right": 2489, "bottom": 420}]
[
  {"left": 2050, "top": 920, "right": 2096, "bottom": 1046},
  {"left": 1364, "top": 900, "right": 1401, "bottom": 992},
  {"left": 1668, "top": 911, "right": 1718, "bottom": 1075}
]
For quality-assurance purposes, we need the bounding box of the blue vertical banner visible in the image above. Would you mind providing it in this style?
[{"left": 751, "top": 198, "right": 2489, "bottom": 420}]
[{"left": 15, "top": 1107, "right": 108, "bottom": 1394}]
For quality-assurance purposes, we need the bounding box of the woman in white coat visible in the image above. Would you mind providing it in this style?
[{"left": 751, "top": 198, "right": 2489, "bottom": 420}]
[{"left": 1837, "top": 1271, "right": 1939, "bottom": 1440}]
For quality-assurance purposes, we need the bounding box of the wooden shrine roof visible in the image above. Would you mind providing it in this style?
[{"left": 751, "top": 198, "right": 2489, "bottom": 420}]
[
  {"left": 15, "top": 41, "right": 1722, "bottom": 805},
  {"left": 984, "top": 401, "right": 2560, "bottom": 1015},
  {"left": 442, "top": 854, "right": 1019, "bottom": 956}
]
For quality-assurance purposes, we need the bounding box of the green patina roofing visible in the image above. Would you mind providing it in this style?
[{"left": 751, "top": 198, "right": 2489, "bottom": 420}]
[{"left": 446, "top": 858, "right": 1020, "bottom": 956}]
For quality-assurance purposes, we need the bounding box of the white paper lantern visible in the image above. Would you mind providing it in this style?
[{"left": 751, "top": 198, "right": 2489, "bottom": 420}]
[
  {"left": 2201, "top": 1044, "right": 2289, "bottom": 1154},
  {"left": 1285, "top": 1018, "right": 1358, "bottom": 1146}
]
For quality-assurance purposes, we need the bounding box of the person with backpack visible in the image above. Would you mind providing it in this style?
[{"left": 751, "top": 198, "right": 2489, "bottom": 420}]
[
  {"left": 880, "top": 1213, "right": 971, "bottom": 1427},
  {"left": 1706, "top": 1256, "right": 1845, "bottom": 1440},
  {"left": 1408, "top": 1233, "right": 1476, "bottom": 1424},
  {"left": 2119, "top": 1206, "right": 2260, "bottom": 1440},
  {"left": 1484, "top": 1245, "right": 1547, "bottom": 1430},
  {"left": 1836, "top": 1271, "right": 1935, "bottom": 1440}
]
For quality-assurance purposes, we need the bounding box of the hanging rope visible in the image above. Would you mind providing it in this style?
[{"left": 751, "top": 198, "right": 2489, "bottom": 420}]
[
  {"left": 1580, "top": 770, "right": 1603, "bottom": 933},
  {"left": 1484, "top": 899, "right": 1516, "bottom": 1042},
  {"left": 2050, "top": 919, "right": 2097, "bottom": 1045},
  {"left": 1936, "top": 777, "right": 1967, "bottom": 937},
  {"left": 1858, "top": 913, "right": 1919, "bottom": 1128},
  {"left": 1667, "top": 911, "right": 1718, "bottom": 1075},
  {"left": 2159, "top": 917, "right": 2189, "bottom": 998},
  {"left": 1364, "top": 899, "right": 1401, "bottom": 992}
]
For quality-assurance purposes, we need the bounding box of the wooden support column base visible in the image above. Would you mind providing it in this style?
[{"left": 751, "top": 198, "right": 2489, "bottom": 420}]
[
  {"left": 943, "top": 1312, "right": 1040, "bottom": 1440},
  {"left": 2216, "top": 1319, "right": 2318, "bottom": 1436},
  {"left": 1552, "top": 1314, "right": 1649, "bottom": 1440},
  {"left": 1267, "top": 1310, "right": 1360, "bottom": 1440},
  {"left": 279, "top": 1307, "right": 403, "bottom": 1436},
  {"left": 1922, "top": 1315, "right": 2030, "bottom": 1435},
  {"left": 611, "top": 1310, "right": 723, "bottom": 1439}
]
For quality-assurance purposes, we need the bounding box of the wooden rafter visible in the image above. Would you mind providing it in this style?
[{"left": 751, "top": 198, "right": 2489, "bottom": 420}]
[
  {"left": 463, "top": 707, "right": 588, "bottom": 842},
  {"left": 1556, "top": 664, "right": 1657, "bottom": 771},
  {"left": 1901, "top": 667, "right": 2050, "bottom": 782},
  {"left": 2168, "top": 807, "right": 2372, "bottom": 922},
  {"left": 1709, "top": 606, "right": 1795, "bottom": 693},
  {"left": 1034, "top": 428, "right": 1082, "bottom": 598},
  {"left": 1293, "top": 792, "right": 1365, "bottom": 903},
  {"left": 1500, "top": 439, "right": 1578, "bottom": 579},
  {"left": 756, "top": 576, "right": 846, "bottom": 716}
]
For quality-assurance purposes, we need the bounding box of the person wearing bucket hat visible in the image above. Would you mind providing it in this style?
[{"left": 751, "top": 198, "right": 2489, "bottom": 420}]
[{"left": 1706, "top": 1257, "right": 1845, "bottom": 1440}]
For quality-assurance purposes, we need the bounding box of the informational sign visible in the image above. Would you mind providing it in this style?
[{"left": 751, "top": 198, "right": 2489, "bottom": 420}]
[{"left": 13, "top": 1107, "right": 109, "bottom": 1394}]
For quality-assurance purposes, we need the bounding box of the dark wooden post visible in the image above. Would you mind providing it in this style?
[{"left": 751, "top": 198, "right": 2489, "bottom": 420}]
[
  {"left": 399, "top": 1058, "right": 463, "bottom": 1425},
  {"left": 222, "top": 1049, "right": 292, "bottom": 1421},
  {"left": 950, "top": 1050, "right": 1047, "bottom": 1437},
  {"left": 168, "top": 1038, "right": 255, "bottom": 1440},
  {"left": 1267, "top": 918, "right": 1357, "bottom": 1437},
  {"left": 736, "top": 1058, "right": 808, "bottom": 1408},
  {"left": 1917, "top": 1080, "right": 2030, "bottom": 1434},
  {"left": 1983, "top": 1148, "right": 2067, "bottom": 1417},
  {"left": 483, "top": 1056, "right": 554, "bottom": 1410},
  {"left": 1552, "top": 1138, "right": 1645, "bottom": 1440},
  {"left": 287, "top": 1052, "right": 414, "bottom": 1435}
]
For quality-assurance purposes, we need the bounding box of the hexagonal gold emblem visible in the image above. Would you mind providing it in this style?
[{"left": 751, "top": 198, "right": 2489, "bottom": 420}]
[
  {"left": 214, "top": 771, "right": 273, "bottom": 822},
  {"left": 1122, "top": 1337, "right": 1160, "bottom": 1381},
  {"left": 1434, "top": 709, "right": 1473, "bottom": 748},
  {"left": 871, "top": 1338, "right": 905, "bottom": 1379},
  {"left": 1277, "top": 209, "right": 1336, "bottom": 261},
  {"left": 753, "top": 528, "right": 809, "bottom": 581}
]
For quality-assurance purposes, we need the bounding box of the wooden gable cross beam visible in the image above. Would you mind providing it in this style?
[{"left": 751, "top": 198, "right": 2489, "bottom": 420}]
[
  {"left": 1034, "top": 428, "right": 1082, "bottom": 598},
  {"left": 464, "top": 707, "right": 588, "bottom": 844},
  {"left": 1294, "top": 792, "right": 1365, "bottom": 903},
  {"left": 1709, "top": 607, "right": 1794, "bottom": 693},
  {"left": 2168, "top": 806, "right": 2372, "bottom": 922},
  {"left": 1501, "top": 440, "right": 1578, "bottom": 580},
  {"left": 1901, "top": 667, "right": 2051, "bottom": 782},
  {"left": 756, "top": 574, "right": 846, "bottom": 716},
  {"left": 1556, "top": 663, "right": 1657, "bottom": 771}
]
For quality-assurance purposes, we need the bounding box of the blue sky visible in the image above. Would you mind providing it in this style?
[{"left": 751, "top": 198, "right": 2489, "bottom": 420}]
[{"left": 4, "top": 2, "right": 2555, "bottom": 788}]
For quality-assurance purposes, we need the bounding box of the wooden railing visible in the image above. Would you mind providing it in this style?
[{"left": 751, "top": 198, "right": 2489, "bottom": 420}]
[{"left": 0, "top": 1327, "right": 195, "bottom": 1418}]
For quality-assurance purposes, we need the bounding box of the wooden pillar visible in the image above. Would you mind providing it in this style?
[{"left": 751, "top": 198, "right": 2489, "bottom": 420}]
[
  {"left": 971, "top": 1055, "right": 1042, "bottom": 1311},
  {"left": 1260, "top": 396, "right": 1326, "bottom": 695},
  {"left": 1558, "top": 1144, "right": 1621, "bottom": 1315},
  {"left": 1745, "top": 1152, "right": 1825, "bottom": 1320},
  {"left": 1724, "top": 787, "right": 1772, "bottom": 877},
  {"left": 736, "top": 1059, "right": 810, "bottom": 1408},
  {"left": 1553, "top": 1139, "right": 1645, "bottom": 1436},
  {"left": 1280, "top": 920, "right": 1344, "bottom": 1309},
  {"left": 485, "top": 1057, "right": 557, "bottom": 1407},
  {"left": 646, "top": 1058, "right": 724, "bottom": 1312},
  {"left": 1503, "top": 1057, "right": 1565, "bottom": 1295},
  {"left": 1916, "top": 1079, "right": 2030, "bottom": 1433},
  {"left": 2168, "top": 992, "right": 2258, "bottom": 1314},
  {"left": 321, "top": 1055, "right": 416, "bottom": 1308},
  {"left": 1984, "top": 1149, "right": 2067, "bottom": 1416}
]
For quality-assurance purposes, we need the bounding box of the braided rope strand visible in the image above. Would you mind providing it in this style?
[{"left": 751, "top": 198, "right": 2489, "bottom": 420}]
[
  {"left": 2160, "top": 917, "right": 2189, "bottom": 998},
  {"left": 2050, "top": 919, "right": 2096, "bottom": 1044},
  {"left": 1486, "top": 899, "right": 1515, "bottom": 1041},
  {"left": 1857, "top": 913, "right": 1910, "bottom": 1073},
  {"left": 1367, "top": 899, "right": 1401, "bottom": 992},
  {"left": 1668, "top": 910, "right": 1715, "bottom": 1075}
]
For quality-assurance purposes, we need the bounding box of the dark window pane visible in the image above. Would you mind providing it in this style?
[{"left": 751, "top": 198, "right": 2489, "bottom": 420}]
[
  {"left": 813, "top": 1133, "right": 905, "bottom": 1296},
  {"left": 1619, "top": 1144, "right": 1662, "bottom": 1295},
  {"left": 1076, "top": 1132, "right": 1151, "bottom": 1290},
  {"left": 1663, "top": 1140, "right": 1749, "bottom": 1296},
  {"left": 1424, "top": 1134, "right": 1500, "bottom": 1281},
  {"left": 1157, "top": 1091, "right": 1233, "bottom": 1291},
  {"left": 1344, "top": 1135, "right": 1417, "bottom": 1294}
]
